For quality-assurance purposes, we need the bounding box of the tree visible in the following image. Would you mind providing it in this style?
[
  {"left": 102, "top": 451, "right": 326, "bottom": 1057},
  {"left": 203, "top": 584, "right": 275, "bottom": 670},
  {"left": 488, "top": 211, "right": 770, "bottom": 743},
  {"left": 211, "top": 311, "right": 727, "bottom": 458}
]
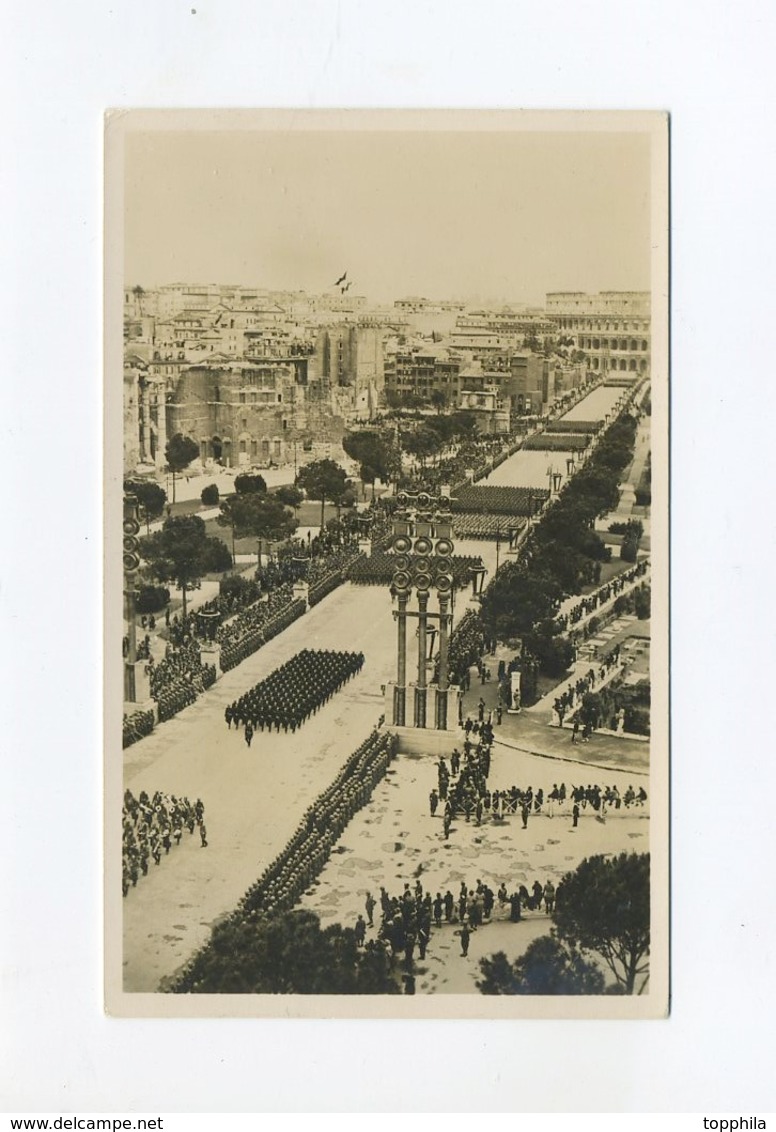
[
  {"left": 479, "top": 562, "right": 563, "bottom": 642},
  {"left": 553, "top": 853, "right": 650, "bottom": 994},
  {"left": 200, "top": 483, "right": 220, "bottom": 506},
  {"left": 400, "top": 425, "right": 441, "bottom": 468},
  {"left": 135, "top": 584, "right": 170, "bottom": 614},
  {"left": 450, "top": 410, "right": 479, "bottom": 439},
  {"left": 343, "top": 430, "right": 401, "bottom": 499},
  {"left": 139, "top": 514, "right": 211, "bottom": 620},
  {"left": 217, "top": 493, "right": 298, "bottom": 565},
  {"left": 274, "top": 485, "right": 304, "bottom": 510},
  {"left": 525, "top": 625, "right": 576, "bottom": 678},
  {"left": 234, "top": 472, "right": 268, "bottom": 495},
  {"left": 123, "top": 479, "right": 167, "bottom": 533},
  {"left": 340, "top": 486, "right": 357, "bottom": 508},
  {"left": 430, "top": 388, "right": 448, "bottom": 413},
  {"left": 634, "top": 584, "right": 651, "bottom": 620},
  {"left": 165, "top": 433, "right": 199, "bottom": 503},
  {"left": 202, "top": 536, "right": 233, "bottom": 573},
  {"left": 620, "top": 536, "right": 639, "bottom": 563},
  {"left": 579, "top": 691, "right": 603, "bottom": 729},
  {"left": 296, "top": 458, "right": 349, "bottom": 531},
  {"left": 478, "top": 935, "right": 605, "bottom": 995},
  {"left": 170, "top": 909, "right": 399, "bottom": 995}
]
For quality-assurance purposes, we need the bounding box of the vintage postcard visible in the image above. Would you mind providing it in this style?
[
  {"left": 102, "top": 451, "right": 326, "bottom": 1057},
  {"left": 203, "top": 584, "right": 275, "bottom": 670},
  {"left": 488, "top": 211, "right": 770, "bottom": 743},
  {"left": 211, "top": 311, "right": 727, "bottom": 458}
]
[{"left": 105, "top": 109, "right": 669, "bottom": 1017}]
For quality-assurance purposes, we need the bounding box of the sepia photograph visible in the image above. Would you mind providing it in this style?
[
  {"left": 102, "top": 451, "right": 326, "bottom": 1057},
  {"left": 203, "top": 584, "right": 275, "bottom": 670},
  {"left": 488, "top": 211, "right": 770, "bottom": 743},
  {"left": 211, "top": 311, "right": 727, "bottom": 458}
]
[{"left": 105, "top": 109, "right": 669, "bottom": 1017}]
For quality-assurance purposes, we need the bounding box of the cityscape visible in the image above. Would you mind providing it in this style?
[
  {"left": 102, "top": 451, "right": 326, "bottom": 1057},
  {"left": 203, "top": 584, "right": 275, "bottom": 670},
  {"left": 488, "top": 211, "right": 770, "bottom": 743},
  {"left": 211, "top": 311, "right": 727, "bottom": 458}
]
[{"left": 114, "top": 119, "right": 665, "bottom": 1012}]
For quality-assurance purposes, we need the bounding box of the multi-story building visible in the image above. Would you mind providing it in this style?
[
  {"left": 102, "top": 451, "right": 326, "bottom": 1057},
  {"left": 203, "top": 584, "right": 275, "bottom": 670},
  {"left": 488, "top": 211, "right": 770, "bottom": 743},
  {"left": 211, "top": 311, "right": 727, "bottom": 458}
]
[
  {"left": 545, "top": 291, "right": 651, "bottom": 376},
  {"left": 168, "top": 361, "right": 308, "bottom": 468},
  {"left": 383, "top": 345, "right": 462, "bottom": 407},
  {"left": 313, "top": 322, "right": 385, "bottom": 418},
  {"left": 455, "top": 351, "right": 585, "bottom": 416},
  {"left": 457, "top": 386, "right": 511, "bottom": 435},
  {"left": 449, "top": 310, "right": 557, "bottom": 358},
  {"left": 155, "top": 283, "right": 223, "bottom": 320}
]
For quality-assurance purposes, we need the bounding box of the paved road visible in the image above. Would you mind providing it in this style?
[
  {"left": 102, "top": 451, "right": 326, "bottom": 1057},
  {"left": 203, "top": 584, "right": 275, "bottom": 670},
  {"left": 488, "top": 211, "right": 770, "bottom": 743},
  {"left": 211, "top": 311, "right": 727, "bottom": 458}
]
[
  {"left": 480, "top": 448, "right": 575, "bottom": 490},
  {"left": 123, "top": 582, "right": 400, "bottom": 990},
  {"left": 122, "top": 551, "right": 490, "bottom": 991},
  {"left": 560, "top": 385, "right": 625, "bottom": 422},
  {"left": 301, "top": 737, "right": 649, "bottom": 993},
  {"left": 121, "top": 386, "right": 645, "bottom": 990}
]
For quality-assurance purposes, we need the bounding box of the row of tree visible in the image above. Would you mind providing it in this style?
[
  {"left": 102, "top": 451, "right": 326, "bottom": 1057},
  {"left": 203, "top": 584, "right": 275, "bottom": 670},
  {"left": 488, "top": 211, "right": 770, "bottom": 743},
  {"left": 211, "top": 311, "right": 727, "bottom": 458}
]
[
  {"left": 134, "top": 458, "right": 362, "bottom": 620},
  {"left": 479, "top": 414, "right": 639, "bottom": 652},
  {"left": 479, "top": 852, "right": 650, "bottom": 995},
  {"left": 161, "top": 851, "right": 649, "bottom": 995}
]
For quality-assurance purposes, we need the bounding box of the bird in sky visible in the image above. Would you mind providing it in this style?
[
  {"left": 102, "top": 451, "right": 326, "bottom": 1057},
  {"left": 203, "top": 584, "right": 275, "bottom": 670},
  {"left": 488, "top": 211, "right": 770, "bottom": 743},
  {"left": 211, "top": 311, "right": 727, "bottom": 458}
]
[{"left": 333, "top": 271, "right": 347, "bottom": 287}]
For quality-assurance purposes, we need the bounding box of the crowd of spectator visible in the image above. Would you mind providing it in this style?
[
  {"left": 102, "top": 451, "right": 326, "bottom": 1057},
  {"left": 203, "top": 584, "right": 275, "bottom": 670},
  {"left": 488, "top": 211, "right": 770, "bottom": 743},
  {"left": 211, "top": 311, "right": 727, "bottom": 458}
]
[
  {"left": 472, "top": 780, "right": 648, "bottom": 821},
  {"left": 552, "top": 648, "right": 622, "bottom": 732},
  {"left": 357, "top": 872, "right": 562, "bottom": 985},
  {"left": 122, "top": 708, "right": 155, "bottom": 749},
  {"left": 557, "top": 558, "right": 650, "bottom": 631}
]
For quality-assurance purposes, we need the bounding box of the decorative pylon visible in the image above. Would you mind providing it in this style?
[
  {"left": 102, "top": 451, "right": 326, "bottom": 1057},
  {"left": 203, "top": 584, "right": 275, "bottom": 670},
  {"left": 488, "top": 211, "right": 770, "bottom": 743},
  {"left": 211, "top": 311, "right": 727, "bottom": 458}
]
[{"left": 389, "top": 487, "right": 457, "bottom": 730}]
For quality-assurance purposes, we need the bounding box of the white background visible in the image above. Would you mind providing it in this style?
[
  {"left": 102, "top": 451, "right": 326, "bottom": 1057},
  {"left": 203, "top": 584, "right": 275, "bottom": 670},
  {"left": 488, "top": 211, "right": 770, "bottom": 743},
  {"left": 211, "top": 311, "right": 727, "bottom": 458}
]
[{"left": 3, "top": 0, "right": 775, "bottom": 1114}]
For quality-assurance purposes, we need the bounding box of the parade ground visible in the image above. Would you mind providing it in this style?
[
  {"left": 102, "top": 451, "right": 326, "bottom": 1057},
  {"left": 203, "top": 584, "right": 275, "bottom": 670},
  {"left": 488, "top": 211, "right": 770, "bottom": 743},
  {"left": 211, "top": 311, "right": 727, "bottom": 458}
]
[
  {"left": 123, "top": 383, "right": 651, "bottom": 993},
  {"left": 299, "top": 737, "right": 649, "bottom": 993}
]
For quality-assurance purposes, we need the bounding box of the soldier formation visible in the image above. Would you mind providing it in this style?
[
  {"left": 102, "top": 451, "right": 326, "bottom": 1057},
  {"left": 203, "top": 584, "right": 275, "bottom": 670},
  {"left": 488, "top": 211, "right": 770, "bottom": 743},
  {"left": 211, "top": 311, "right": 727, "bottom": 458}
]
[
  {"left": 122, "top": 789, "right": 207, "bottom": 897},
  {"left": 232, "top": 730, "right": 396, "bottom": 921},
  {"left": 225, "top": 648, "right": 365, "bottom": 735}
]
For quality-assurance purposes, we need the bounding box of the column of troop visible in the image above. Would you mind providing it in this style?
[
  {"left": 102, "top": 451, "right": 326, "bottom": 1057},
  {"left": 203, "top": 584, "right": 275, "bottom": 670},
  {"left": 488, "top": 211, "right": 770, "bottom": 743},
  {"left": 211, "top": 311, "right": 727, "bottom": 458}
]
[{"left": 388, "top": 487, "right": 459, "bottom": 732}]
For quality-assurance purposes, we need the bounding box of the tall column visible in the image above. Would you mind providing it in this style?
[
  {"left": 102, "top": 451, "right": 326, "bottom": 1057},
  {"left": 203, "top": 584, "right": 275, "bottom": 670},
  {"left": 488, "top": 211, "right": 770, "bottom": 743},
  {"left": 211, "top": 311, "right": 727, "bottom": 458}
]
[
  {"left": 436, "top": 595, "right": 450, "bottom": 729},
  {"left": 394, "top": 594, "right": 408, "bottom": 726},
  {"left": 415, "top": 592, "right": 428, "bottom": 728}
]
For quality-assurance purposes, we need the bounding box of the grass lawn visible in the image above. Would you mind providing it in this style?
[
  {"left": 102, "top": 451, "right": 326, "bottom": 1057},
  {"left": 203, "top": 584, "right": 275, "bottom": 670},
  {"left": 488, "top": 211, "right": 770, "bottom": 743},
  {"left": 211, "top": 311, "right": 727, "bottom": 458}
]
[
  {"left": 199, "top": 501, "right": 348, "bottom": 554},
  {"left": 533, "top": 671, "right": 568, "bottom": 701}
]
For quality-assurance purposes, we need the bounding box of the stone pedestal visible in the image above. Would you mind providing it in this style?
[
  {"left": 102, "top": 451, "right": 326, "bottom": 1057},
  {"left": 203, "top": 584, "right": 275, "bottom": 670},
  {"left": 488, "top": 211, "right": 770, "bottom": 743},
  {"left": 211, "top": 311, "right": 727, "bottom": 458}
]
[
  {"left": 385, "top": 681, "right": 459, "bottom": 732},
  {"left": 384, "top": 680, "right": 407, "bottom": 727},
  {"left": 199, "top": 641, "right": 222, "bottom": 676},
  {"left": 413, "top": 682, "right": 428, "bottom": 729},
  {"left": 123, "top": 660, "right": 155, "bottom": 718},
  {"left": 358, "top": 538, "right": 372, "bottom": 557},
  {"left": 434, "top": 684, "right": 461, "bottom": 731},
  {"left": 293, "top": 580, "right": 310, "bottom": 610},
  {"left": 388, "top": 724, "right": 465, "bottom": 758},
  {"left": 507, "top": 669, "right": 522, "bottom": 714}
]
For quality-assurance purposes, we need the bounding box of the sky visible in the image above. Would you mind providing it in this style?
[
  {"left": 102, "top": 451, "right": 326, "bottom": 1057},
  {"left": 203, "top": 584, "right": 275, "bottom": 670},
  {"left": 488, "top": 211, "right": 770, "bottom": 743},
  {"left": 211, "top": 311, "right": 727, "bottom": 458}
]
[{"left": 123, "top": 121, "right": 653, "bottom": 306}]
